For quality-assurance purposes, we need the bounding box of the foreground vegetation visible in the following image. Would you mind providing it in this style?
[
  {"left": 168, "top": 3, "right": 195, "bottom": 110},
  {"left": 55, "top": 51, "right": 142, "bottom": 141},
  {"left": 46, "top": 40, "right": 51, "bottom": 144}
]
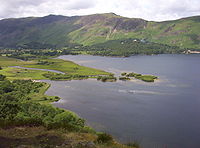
[
  {"left": 0, "top": 75, "right": 138, "bottom": 148},
  {"left": 0, "top": 126, "right": 138, "bottom": 148}
]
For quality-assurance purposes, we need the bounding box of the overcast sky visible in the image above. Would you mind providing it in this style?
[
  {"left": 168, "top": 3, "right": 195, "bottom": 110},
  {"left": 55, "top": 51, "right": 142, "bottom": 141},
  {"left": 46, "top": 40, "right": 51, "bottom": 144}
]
[{"left": 0, "top": 0, "right": 200, "bottom": 21}]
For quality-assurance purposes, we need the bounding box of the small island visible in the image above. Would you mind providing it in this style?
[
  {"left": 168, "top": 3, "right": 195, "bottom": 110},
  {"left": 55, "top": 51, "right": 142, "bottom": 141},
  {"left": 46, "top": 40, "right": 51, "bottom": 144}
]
[
  {"left": 97, "top": 75, "right": 117, "bottom": 82},
  {"left": 120, "top": 72, "right": 158, "bottom": 82},
  {"left": 119, "top": 76, "right": 131, "bottom": 81}
]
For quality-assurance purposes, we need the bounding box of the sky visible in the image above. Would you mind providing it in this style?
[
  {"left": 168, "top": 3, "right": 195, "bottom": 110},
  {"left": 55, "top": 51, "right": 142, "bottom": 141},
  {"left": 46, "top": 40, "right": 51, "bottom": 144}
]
[{"left": 0, "top": 0, "right": 200, "bottom": 21}]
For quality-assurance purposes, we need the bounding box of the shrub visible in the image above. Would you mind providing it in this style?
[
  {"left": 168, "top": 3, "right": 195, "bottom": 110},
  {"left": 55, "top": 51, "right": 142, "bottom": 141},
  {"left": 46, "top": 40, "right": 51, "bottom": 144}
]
[
  {"left": 126, "top": 142, "right": 140, "bottom": 148},
  {"left": 41, "top": 97, "right": 48, "bottom": 101},
  {"left": 121, "top": 72, "right": 127, "bottom": 76},
  {"left": 119, "top": 77, "right": 130, "bottom": 81},
  {"left": 97, "top": 76, "right": 117, "bottom": 82},
  {"left": 96, "top": 133, "right": 113, "bottom": 144},
  {"left": 54, "top": 111, "right": 85, "bottom": 130},
  {"left": 126, "top": 72, "right": 141, "bottom": 77},
  {"left": 0, "top": 74, "right": 6, "bottom": 81},
  {"left": 54, "top": 96, "right": 60, "bottom": 102}
]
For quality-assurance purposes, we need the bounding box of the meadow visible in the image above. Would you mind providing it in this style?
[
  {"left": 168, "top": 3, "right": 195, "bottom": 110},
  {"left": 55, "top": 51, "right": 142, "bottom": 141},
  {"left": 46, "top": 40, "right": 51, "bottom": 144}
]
[
  {"left": 24, "top": 58, "right": 110, "bottom": 76},
  {"left": 0, "top": 56, "right": 110, "bottom": 81}
]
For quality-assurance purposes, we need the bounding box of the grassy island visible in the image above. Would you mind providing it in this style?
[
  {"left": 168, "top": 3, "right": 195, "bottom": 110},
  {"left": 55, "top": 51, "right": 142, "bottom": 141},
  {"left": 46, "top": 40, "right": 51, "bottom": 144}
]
[
  {"left": 121, "top": 72, "right": 158, "bottom": 82},
  {"left": 135, "top": 75, "right": 158, "bottom": 82}
]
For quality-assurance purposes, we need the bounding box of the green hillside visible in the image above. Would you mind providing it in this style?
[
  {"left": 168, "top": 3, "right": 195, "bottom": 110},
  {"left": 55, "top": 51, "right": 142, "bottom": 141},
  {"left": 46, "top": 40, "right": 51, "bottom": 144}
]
[{"left": 0, "top": 13, "right": 199, "bottom": 50}]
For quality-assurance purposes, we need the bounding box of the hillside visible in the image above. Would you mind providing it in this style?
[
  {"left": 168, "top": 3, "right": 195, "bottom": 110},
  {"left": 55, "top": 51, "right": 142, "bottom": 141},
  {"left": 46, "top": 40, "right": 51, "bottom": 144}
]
[{"left": 0, "top": 13, "right": 199, "bottom": 49}]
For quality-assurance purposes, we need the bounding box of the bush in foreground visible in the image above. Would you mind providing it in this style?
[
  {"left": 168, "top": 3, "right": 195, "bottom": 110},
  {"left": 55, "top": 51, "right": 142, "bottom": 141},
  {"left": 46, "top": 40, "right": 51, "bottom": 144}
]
[{"left": 96, "top": 133, "right": 113, "bottom": 144}]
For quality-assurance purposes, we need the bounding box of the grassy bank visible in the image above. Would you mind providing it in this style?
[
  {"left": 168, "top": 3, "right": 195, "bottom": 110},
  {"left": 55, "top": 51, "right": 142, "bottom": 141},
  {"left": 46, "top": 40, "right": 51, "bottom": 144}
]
[
  {"left": 0, "top": 56, "right": 110, "bottom": 81},
  {"left": 27, "top": 82, "right": 60, "bottom": 104}
]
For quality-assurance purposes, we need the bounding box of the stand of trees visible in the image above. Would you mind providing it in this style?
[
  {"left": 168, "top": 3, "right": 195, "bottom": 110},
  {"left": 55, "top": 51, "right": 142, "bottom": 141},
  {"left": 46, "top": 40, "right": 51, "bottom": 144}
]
[
  {"left": 0, "top": 38, "right": 192, "bottom": 61},
  {"left": 0, "top": 76, "right": 85, "bottom": 131}
]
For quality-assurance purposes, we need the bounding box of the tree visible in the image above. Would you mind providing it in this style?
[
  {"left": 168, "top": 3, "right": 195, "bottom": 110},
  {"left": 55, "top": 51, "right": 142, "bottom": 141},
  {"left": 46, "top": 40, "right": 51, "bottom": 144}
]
[
  {"left": 0, "top": 74, "right": 6, "bottom": 81},
  {"left": 54, "top": 111, "right": 85, "bottom": 129}
]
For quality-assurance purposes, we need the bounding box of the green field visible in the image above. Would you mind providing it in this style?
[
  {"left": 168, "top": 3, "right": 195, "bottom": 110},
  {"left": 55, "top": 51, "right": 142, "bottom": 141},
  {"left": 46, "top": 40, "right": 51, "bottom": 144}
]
[
  {"left": 0, "top": 56, "right": 29, "bottom": 66},
  {"left": 24, "top": 58, "right": 110, "bottom": 76},
  {"left": 0, "top": 67, "right": 56, "bottom": 80},
  {"left": 0, "top": 56, "right": 110, "bottom": 80}
]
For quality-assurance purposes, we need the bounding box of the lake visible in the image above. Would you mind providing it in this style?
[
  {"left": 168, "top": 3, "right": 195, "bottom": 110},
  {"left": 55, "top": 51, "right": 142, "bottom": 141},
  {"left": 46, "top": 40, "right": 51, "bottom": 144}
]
[{"left": 43, "top": 54, "right": 200, "bottom": 148}]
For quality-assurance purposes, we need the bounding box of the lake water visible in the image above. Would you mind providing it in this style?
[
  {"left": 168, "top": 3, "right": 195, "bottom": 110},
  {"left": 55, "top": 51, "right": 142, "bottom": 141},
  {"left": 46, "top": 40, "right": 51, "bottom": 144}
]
[{"left": 43, "top": 54, "right": 200, "bottom": 148}]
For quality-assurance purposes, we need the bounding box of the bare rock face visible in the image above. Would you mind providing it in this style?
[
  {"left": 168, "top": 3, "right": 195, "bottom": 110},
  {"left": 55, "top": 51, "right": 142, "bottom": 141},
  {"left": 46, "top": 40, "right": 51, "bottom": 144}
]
[{"left": 104, "top": 17, "right": 147, "bottom": 31}]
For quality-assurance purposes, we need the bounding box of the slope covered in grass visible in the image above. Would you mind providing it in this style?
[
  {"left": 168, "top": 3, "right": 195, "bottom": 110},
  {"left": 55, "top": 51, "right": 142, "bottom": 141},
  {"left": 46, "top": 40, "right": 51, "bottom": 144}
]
[{"left": 0, "top": 13, "right": 199, "bottom": 50}]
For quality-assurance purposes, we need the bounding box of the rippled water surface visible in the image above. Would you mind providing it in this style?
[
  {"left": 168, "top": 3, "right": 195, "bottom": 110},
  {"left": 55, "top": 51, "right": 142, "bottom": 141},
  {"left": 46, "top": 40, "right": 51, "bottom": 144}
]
[{"left": 43, "top": 54, "right": 200, "bottom": 148}]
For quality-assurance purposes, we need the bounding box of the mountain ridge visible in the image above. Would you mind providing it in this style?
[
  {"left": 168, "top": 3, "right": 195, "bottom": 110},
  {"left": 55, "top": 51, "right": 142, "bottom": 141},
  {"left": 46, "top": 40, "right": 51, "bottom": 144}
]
[{"left": 0, "top": 13, "right": 199, "bottom": 49}]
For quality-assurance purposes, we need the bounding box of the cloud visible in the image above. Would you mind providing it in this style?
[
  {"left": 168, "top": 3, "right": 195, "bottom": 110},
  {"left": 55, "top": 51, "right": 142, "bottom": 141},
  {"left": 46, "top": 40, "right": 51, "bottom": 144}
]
[
  {"left": 66, "top": 0, "right": 96, "bottom": 10},
  {"left": 0, "top": 0, "right": 200, "bottom": 21},
  {"left": 0, "top": 0, "right": 46, "bottom": 18}
]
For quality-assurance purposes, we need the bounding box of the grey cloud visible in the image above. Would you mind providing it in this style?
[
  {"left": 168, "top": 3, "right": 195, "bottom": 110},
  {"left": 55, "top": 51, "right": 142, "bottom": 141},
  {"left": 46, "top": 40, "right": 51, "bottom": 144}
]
[
  {"left": 0, "top": 0, "right": 200, "bottom": 21},
  {"left": 0, "top": 0, "right": 47, "bottom": 18}
]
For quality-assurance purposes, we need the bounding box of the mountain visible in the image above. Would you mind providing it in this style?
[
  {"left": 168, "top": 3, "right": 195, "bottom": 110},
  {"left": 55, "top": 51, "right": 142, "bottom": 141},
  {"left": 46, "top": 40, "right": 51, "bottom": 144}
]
[{"left": 0, "top": 13, "right": 199, "bottom": 49}]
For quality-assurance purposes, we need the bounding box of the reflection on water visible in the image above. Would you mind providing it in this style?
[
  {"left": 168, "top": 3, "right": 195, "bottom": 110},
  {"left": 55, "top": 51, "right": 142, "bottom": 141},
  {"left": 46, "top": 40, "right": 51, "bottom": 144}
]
[{"left": 44, "top": 54, "right": 200, "bottom": 148}]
